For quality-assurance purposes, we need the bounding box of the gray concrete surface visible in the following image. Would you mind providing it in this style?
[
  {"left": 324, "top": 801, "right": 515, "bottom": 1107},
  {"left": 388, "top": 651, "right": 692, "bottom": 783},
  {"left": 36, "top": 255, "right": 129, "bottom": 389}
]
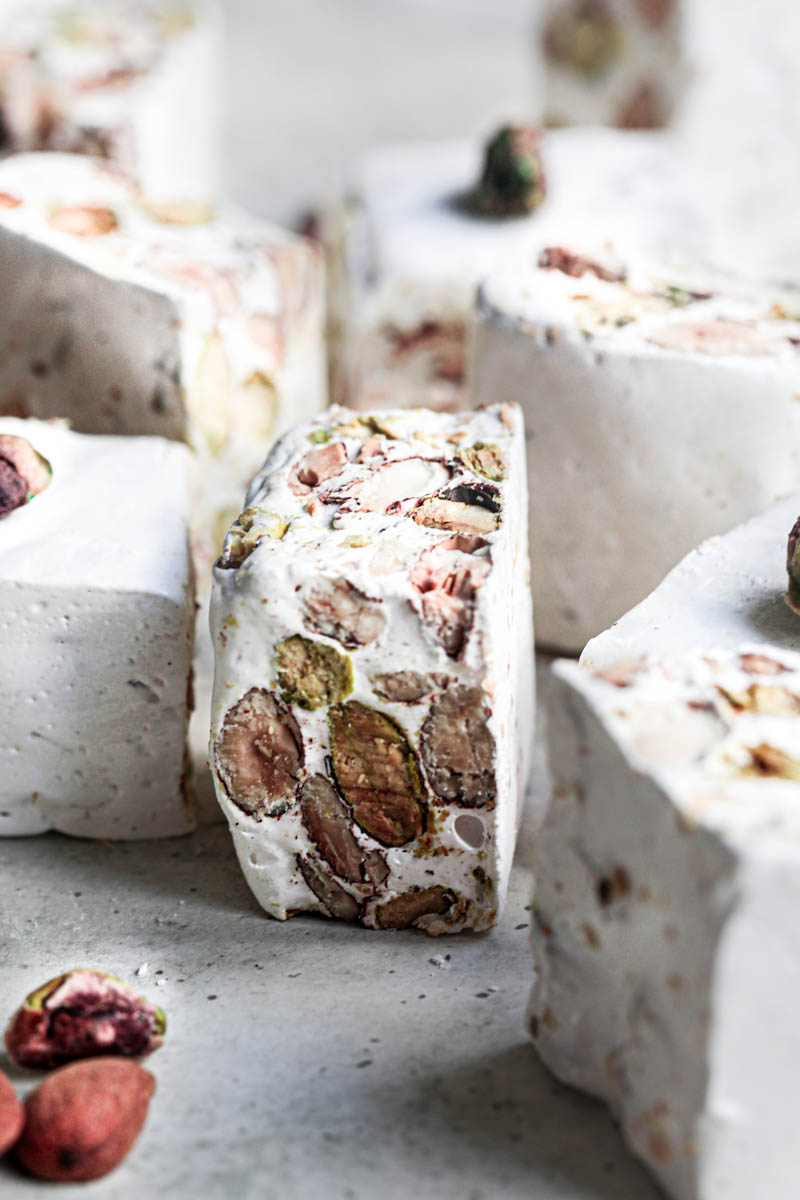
[{"left": 0, "top": 661, "right": 659, "bottom": 1199}]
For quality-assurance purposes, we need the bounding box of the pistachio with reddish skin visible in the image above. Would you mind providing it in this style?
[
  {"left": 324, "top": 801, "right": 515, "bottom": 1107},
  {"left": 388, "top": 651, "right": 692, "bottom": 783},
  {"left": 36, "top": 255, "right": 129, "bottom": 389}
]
[
  {"left": 374, "top": 886, "right": 455, "bottom": 930},
  {"left": 371, "top": 671, "right": 450, "bottom": 703},
  {"left": 328, "top": 702, "right": 426, "bottom": 846},
  {"left": 475, "top": 124, "right": 546, "bottom": 217},
  {"left": 538, "top": 246, "right": 626, "bottom": 283},
  {"left": 0, "top": 434, "right": 51, "bottom": 517},
  {"left": 787, "top": 517, "right": 800, "bottom": 614},
  {"left": 298, "top": 856, "right": 361, "bottom": 922},
  {"left": 15, "top": 1058, "right": 155, "bottom": 1182},
  {"left": 300, "top": 775, "right": 364, "bottom": 882},
  {"left": 277, "top": 635, "right": 353, "bottom": 711},
  {"left": 420, "top": 686, "right": 497, "bottom": 808},
  {"left": 289, "top": 442, "right": 348, "bottom": 496},
  {"left": 542, "top": 0, "right": 623, "bottom": 78},
  {"left": 301, "top": 577, "right": 386, "bottom": 648},
  {"left": 0, "top": 1069, "right": 24, "bottom": 1157},
  {"left": 5, "top": 970, "right": 165, "bottom": 1070},
  {"left": 410, "top": 542, "right": 490, "bottom": 658},
  {"left": 215, "top": 688, "right": 303, "bottom": 818},
  {"left": 49, "top": 205, "right": 118, "bottom": 237}
]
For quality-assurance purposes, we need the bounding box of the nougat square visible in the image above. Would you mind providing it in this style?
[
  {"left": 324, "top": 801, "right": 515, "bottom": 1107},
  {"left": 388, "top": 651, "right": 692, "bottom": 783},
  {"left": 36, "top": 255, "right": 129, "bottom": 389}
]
[
  {"left": 0, "top": 418, "right": 194, "bottom": 839},
  {"left": 210, "top": 404, "right": 534, "bottom": 933}
]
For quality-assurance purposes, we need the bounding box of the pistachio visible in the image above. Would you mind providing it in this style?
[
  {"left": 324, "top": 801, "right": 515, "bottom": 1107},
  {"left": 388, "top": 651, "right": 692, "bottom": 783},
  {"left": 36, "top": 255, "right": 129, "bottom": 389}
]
[
  {"left": 745, "top": 744, "right": 800, "bottom": 782},
  {"left": 538, "top": 246, "right": 626, "bottom": 283},
  {"left": 0, "top": 435, "right": 52, "bottom": 517},
  {"left": 0, "top": 1069, "right": 24, "bottom": 1157},
  {"left": 410, "top": 542, "right": 490, "bottom": 658},
  {"left": 5, "top": 969, "right": 165, "bottom": 1070},
  {"left": 289, "top": 442, "right": 348, "bottom": 496},
  {"left": 216, "top": 507, "right": 287, "bottom": 569},
  {"left": 787, "top": 517, "right": 800, "bottom": 614},
  {"left": 301, "top": 577, "right": 386, "bottom": 647},
  {"left": 300, "top": 775, "right": 365, "bottom": 882},
  {"left": 328, "top": 702, "right": 426, "bottom": 846},
  {"left": 420, "top": 686, "right": 497, "bottom": 808},
  {"left": 371, "top": 671, "right": 450, "bottom": 703},
  {"left": 373, "top": 886, "right": 455, "bottom": 930},
  {"left": 49, "top": 205, "right": 118, "bottom": 237},
  {"left": 298, "top": 856, "right": 360, "bottom": 922},
  {"left": 542, "top": 0, "right": 623, "bottom": 78},
  {"left": 214, "top": 688, "right": 303, "bottom": 818},
  {"left": 276, "top": 636, "right": 353, "bottom": 711},
  {"left": 459, "top": 441, "right": 508, "bottom": 482},
  {"left": 475, "top": 124, "right": 546, "bottom": 217}
]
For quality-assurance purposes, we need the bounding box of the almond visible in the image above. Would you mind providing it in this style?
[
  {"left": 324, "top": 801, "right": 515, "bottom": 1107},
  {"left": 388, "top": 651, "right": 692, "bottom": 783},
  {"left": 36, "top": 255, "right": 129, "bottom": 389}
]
[{"left": 15, "top": 1058, "right": 155, "bottom": 1182}]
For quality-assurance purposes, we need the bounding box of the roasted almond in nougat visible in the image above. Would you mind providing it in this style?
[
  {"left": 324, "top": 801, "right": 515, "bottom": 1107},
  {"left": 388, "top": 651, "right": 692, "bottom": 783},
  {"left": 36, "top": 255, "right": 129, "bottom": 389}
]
[{"left": 210, "top": 404, "right": 535, "bottom": 934}]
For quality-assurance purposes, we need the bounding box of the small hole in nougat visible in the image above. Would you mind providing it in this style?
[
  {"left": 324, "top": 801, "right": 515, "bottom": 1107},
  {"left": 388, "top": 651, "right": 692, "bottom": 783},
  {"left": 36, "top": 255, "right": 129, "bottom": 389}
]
[{"left": 453, "top": 813, "right": 485, "bottom": 851}]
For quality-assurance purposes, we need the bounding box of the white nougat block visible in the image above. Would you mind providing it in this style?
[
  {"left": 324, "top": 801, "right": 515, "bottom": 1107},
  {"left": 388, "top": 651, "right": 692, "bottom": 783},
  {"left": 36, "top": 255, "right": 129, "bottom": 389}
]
[
  {"left": 471, "top": 251, "right": 800, "bottom": 651},
  {"left": 329, "top": 128, "right": 699, "bottom": 414},
  {"left": 532, "top": 645, "right": 800, "bottom": 1200},
  {"left": 0, "top": 0, "right": 223, "bottom": 204},
  {"left": 583, "top": 493, "right": 800, "bottom": 670},
  {"left": 0, "top": 152, "right": 327, "bottom": 568},
  {"left": 210, "top": 404, "right": 534, "bottom": 934},
  {"left": 536, "top": 0, "right": 683, "bottom": 130},
  {"left": 0, "top": 417, "right": 195, "bottom": 839}
]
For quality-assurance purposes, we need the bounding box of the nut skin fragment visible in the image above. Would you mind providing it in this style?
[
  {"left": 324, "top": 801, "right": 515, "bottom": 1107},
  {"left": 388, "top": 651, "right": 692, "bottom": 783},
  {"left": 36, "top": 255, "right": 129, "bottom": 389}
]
[
  {"left": 0, "top": 1069, "right": 24, "bottom": 1157},
  {"left": 276, "top": 636, "right": 353, "bottom": 711},
  {"left": 538, "top": 246, "right": 626, "bottom": 283},
  {"left": 371, "top": 671, "right": 450, "bottom": 703},
  {"left": 475, "top": 124, "right": 546, "bottom": 217},
  {"left": 215, "top": 688, "right": 303, "bottom": 818},
  {"left": 328, "top": 702, "right": 426, "bottom": 846},
  {"left": 14, "top": 1058, "right": 155, "bottom": 1183},
  {"left": 787, "top": 517, "right": 800, "bottom": 614},
  {"left": 5, "top": 970, "right": 165, "bottom": 1070},
  {"left": 289, "top": 442, "right": 348, "bottom": 496},
  {"left": 49, "top": 205, "right": 119, "bottom": 237},
  {"left": 420, "top": 686, "right": 497, "bottom": 809},
  {"left": 298, "top": 856, "right": 361, "bottom": 922},
  {"left": 374, "top": 886, "right": 455, "bottom": 930},
  {"left": 300, "top": 775, "right": 364, "bottom": 883},
  {"left": 302, "top": 577, "right": 386, "bottom": 648}
]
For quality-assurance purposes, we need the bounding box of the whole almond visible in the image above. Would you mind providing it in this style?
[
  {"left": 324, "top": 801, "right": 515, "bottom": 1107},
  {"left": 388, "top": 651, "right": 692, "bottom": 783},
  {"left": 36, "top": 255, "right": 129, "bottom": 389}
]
[
  {"left": 15, "top": 1057, "right": 155, "bottom": 1182},
  {"left": 0, "top": 1069, "right": 24, "bottom": 1156}
]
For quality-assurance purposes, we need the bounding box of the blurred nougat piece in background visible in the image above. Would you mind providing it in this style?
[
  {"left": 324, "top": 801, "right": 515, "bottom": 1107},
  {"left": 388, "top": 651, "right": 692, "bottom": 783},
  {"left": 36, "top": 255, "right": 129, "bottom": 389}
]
[
  {"left": 0, "top": 0, "right": 223, "bottom": 204},
  {"left": 678, "top": 0, "right": 800, "bottom": 280},
  {"left": 534, "top": 0, "right": 683, "bottom": 128}
]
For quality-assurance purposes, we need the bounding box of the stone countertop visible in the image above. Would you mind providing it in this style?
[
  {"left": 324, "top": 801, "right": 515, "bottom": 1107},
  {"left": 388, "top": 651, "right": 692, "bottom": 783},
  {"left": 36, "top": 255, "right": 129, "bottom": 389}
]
[{"left": 0, "top": 667, "right": 659, "bottom": 1199}]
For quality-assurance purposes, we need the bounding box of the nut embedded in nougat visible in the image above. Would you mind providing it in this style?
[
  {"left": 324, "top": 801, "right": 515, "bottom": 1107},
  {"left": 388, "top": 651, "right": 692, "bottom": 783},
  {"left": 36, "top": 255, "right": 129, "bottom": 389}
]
[
  {"left": 214, "top": 688, "right": 303, "bottom": 817},
  {"left": 276, "top": 635, "right": 353, "bottom": 711},
  {"left": 216, "top": 507, "right": 288, "bottom": 569},
  {"left": 0, "top": 1069, "right": 24, "bottom": 1157},
  {"left": 4, "top": 969, "right": 165, "bottom": 1070},
  {"left": 459, "top": 442, "right": 508, "bottom": 482},
  {"left": 0, "top": 434, "right": 52, "bottom": 517},
  {"left": 301, "top": 577, "right": 386, "bottom": 647},
  {"left": 374, "top": 886, "right": 455, "bottom": 930},
  {"left": 328, "top": 701, "right": 426, "bottom": 846},
  {"left": 420, "top": 686, "right": 497, "bottom": 808},
  {"left": 300, "top": 774, "right": 367, "bottom": 883},
  {"left": 787, "top": 516, "right": 800, "bottom": 614},
  {"left": 298, "top": 855, "right": 361, "bottom": 922},
  {"left": 413, "top": 485, "right": 501, "bottom": 536},
  {"left": 475, "top": 124, "right": 547, "bottom": 217}
]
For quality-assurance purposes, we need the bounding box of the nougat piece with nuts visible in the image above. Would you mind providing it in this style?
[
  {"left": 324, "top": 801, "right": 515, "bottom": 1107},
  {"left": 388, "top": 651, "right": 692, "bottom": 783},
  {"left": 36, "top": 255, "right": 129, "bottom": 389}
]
[
  {"left": 0, "top": 0, "right": 224, "bottom": 206},
  {"left": 532, "top": 645, "right": 800, "bottom": 1200},
  {"left": 0, "top": 151, "right": 326, "bottom": 572},
  {"left": 0, "top": 417, "right": 194, "bottom": 839},
  {"left": 210, "top": 404, "right": 534, "bottom": 934},
  {"left": 472, "top": 251, "right": 800, "bottom": 651}
]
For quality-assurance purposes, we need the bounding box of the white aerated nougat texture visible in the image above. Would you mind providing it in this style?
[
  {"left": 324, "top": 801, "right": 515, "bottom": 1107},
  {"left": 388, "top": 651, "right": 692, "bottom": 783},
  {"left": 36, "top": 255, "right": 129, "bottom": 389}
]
[
  {"left": 210, "top": 404, "right": 534, "bottom": 934},
  {"left": 472, "top": 251, "right": 800, "bottom": 651},
  {"left": 532, "top": 646, "right": 800, "bottom": 1200},
  {"left": 0, "top": 418, "right": 194, "bottom": 839},
  {"left": 329, "top": 128, "right": 698, "bottom": 414},
  {"left": 0, "top": 151, "right": 326, "bottom": 566},
  {"left": 536, "top": 0, "right": 683, "bottom": 130},
  {"left": 0, "top": 0, "right": 223, "bottom": 204}
]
